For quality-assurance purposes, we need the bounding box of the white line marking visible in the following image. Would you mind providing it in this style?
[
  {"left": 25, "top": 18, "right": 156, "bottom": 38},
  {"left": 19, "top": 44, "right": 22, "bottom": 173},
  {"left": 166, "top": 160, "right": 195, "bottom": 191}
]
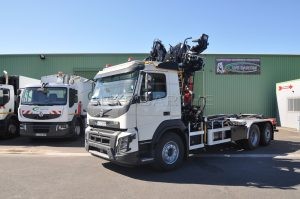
[
  {"left": 193, "top": 153, "right": 300, "bottom": 159},
  {"left": 0, "top": 152, "right": 91, "bottom": 157}
]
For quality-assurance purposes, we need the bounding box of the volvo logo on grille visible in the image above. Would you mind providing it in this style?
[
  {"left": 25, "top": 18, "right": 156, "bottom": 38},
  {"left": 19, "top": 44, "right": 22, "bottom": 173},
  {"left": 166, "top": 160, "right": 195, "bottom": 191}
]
[
  {"left": 39, "top": 112, "right": 44, "bottom": 117},
  {"left": 99, "top": 109, "right": 104, "bottom": 117}
]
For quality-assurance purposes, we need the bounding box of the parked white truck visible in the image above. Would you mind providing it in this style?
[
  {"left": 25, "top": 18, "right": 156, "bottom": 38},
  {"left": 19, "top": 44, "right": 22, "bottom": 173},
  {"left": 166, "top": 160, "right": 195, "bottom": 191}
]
[
  {"left": 0, "top": 71, "right": 40, "bottom": 137},
  {"left": 18, "top": 72, "right": 93, "bottom": 138},
  {"left": 85, "top": 35, "right": 274, "bottom": 170}
]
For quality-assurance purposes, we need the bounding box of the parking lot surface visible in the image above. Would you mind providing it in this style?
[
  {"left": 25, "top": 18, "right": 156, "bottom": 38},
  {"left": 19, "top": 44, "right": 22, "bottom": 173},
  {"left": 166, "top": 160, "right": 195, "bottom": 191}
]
[{"left": 0, "top": 128, "right": 299, "bottom": 199}]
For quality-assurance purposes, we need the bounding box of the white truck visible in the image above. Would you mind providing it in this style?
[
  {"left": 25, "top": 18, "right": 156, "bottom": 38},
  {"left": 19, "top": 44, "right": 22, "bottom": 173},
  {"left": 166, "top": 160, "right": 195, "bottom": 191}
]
[
  {"left": 0, "top": 71, "right": 40, "bottom": 137},
  {"left": 18, "top": 73, "right": 93, "bottom": 138},
  {"left": 85, "top": 35, "right": 274, "bottom": 170}
]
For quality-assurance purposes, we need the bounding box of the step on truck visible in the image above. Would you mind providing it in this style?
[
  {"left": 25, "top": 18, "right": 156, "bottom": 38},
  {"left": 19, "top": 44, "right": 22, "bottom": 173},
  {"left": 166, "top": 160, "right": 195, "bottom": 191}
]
[
  {"left": 0, "top": 71, "right": 40, "bottom": 138},
  {"left": 85, "top": 34, "right": 275, "bottom": 170},
  {"left": 18, "top": 72, "right": 93, "bottom": 138}
]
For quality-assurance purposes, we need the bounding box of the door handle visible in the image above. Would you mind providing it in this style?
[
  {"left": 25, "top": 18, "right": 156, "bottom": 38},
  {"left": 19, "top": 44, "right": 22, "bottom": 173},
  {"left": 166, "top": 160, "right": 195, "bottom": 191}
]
[{"left": 163, "top": 111, "right": 170, "bottom": 116}]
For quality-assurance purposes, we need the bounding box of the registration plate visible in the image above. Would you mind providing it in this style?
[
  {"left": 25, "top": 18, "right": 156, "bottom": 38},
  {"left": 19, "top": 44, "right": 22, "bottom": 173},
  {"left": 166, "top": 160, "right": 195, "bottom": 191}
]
[
  {"left": 96, "top": 121, "right": 106, "bottom": 126},
  {"left": 35, "top": 133, "right": 47, "bottom": 137}
]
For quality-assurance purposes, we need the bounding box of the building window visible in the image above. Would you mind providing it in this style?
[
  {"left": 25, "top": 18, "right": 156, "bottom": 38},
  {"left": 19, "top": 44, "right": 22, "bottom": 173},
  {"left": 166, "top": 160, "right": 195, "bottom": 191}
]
[{"left": 288, "top": 98, "right": 300, "bottom": 112}]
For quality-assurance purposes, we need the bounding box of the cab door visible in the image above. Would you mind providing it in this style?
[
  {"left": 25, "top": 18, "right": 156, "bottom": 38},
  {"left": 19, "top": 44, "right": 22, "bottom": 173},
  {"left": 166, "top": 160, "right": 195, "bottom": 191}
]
[{"left": 136, "top": 72, "right": 170, "bottom": 141}]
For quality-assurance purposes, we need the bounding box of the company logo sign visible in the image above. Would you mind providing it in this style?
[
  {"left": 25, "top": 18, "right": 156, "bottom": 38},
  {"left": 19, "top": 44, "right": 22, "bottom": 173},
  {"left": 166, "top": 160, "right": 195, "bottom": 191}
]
[
  {"left": 99, "top": 109, "right": 104, "bottom": 117},
  {"left": 32, "top": 107, "right": 39, "bottom": 111},
  {"left": 39, "top": 112, "right": 44, "bottom": 117},
  {"left": 216, "top": 58, "right": 261, "bottom": 74}
]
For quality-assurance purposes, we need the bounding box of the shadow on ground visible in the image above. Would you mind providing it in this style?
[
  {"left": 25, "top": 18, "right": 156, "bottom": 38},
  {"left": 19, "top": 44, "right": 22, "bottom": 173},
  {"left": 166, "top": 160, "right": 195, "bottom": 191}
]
[
  {"left": 103, "top": 140, "right": 300, "bottom": 189},
  {"left": 0, "top": 135, "right": 84, "bottom": 147}
]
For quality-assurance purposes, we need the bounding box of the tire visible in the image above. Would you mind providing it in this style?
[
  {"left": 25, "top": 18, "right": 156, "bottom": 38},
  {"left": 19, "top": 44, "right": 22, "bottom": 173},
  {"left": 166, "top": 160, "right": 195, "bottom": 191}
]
[
  {"left": 6, "top": 118, "right": 19, "bottom": 137},
  {"left": 260, "top": 123, "right": 272, "bottom": 146},
  {"left": 243, "top": 124, "right": 260, "bottom": 150},
  {"left": 73, "top": 119, "right": 83, "bottom": 138},
  {"left": 153, "top": 133, "right": 184, "bottom": 171}
]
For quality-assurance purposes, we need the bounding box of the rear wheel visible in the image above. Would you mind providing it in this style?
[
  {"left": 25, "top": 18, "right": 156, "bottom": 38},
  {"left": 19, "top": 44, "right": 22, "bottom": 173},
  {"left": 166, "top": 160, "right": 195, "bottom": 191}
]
[
  {"left": 260, "top": 123, "right": 272, "bottom": 146},
  {"left": 153, "top": 133, "right": 184, "bottom": 171},
  {"left": 243, "top": 124, "right": 260, "bottom": 150}
]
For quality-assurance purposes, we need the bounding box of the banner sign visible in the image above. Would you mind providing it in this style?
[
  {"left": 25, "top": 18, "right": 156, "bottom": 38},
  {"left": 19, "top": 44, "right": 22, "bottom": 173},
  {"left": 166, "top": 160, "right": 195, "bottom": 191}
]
[{"left": 216, "top": 58, "right": 261, "bottom": 74}]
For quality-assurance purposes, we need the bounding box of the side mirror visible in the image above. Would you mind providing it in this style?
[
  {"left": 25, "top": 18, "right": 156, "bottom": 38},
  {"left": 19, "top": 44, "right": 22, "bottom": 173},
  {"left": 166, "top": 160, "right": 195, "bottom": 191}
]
[
  {"left": 17, "top": 89, "right": 22, "bottom": 95},
  {"left": 74, "top": 94, "right": 78, "bottom": 103},
  {"left": 132, "top": 95, "right": 140, "bottom": 104}
]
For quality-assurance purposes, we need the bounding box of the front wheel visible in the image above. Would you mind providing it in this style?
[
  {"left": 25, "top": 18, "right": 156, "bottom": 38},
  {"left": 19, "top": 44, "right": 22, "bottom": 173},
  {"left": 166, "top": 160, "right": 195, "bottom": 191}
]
[
  {"left": 6, "top": 118, "right": 19, "bottom": 137},
  {"left": 73, "top": 119, "right": 83, "bottom": 138},
  {"left": 153, "top": 133, "right": 184, "bottom": 171}
]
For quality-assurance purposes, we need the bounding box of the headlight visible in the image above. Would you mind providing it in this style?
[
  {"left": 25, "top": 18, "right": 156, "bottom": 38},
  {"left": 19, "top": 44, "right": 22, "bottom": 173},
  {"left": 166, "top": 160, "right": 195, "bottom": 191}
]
[
  {"left": 57, "top": 124, "right": 69, "bottom": 130},
  {"left": 116, "top": 134, "right": 136, "bottom": 153},
  {"left": 20, "top": 123, "right": 26, "bottom": 131}
]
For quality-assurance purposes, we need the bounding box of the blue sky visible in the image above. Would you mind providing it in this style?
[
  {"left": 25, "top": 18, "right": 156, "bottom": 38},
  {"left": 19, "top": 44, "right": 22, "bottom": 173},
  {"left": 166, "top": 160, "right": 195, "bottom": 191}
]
[{"left": 0, "top": 0, "right": 299, "bottom": 54}]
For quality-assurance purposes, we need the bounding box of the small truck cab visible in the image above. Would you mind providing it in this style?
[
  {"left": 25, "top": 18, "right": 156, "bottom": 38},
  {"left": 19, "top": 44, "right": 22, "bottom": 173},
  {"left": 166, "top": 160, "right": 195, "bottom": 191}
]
[{"left": 18, "top": 72, "right": 93, "bottom": 138}]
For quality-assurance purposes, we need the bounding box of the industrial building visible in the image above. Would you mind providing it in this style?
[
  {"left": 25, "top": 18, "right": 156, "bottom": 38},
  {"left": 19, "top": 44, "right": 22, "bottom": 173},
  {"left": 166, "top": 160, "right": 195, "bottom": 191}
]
[{"left": 1, "top": 53, "right": 300, "bottom": 124}]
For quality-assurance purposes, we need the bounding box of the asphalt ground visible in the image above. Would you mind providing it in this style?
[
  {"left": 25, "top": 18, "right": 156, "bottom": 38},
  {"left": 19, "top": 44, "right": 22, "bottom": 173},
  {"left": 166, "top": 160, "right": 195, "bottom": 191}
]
[{"left": 0, "top": 127, "right": 299, "bottom": 199}]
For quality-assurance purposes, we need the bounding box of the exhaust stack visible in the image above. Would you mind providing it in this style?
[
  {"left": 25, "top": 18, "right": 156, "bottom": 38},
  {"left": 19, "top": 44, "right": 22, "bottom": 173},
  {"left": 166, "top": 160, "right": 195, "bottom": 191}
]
[{"left": 3, "top": 70, "right": 8, "bottom": 85}]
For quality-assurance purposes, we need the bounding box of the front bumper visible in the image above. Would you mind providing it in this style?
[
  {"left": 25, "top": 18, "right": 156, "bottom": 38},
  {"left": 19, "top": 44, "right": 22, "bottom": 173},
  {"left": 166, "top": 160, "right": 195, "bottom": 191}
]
[
  {"left": 20, "top": 122, "right": 73, "bottom": 138},
  {"left": 85, "top": 126, "right": 140, "bottom": 166}
]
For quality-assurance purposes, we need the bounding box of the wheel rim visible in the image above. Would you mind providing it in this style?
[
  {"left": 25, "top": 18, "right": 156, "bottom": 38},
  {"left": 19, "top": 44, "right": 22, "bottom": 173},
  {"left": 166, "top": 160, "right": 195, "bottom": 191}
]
[
  {"left": 162, "top": 141, "right": 179, "bottom": 165},
  {"left": 74, "top": 124, "right": 81, "bottom": 136},
  {"left": 250, "top": 130, "right": 258, "bottom": 145},
  {"left": 8, "top": 123, "right": 17, "bottom": 135}
]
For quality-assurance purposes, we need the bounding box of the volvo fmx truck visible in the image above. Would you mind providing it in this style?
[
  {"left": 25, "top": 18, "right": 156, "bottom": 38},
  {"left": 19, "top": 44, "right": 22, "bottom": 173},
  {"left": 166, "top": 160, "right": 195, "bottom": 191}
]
[{"left": 85, "top": 34, "right": 274, "bottom": 170}]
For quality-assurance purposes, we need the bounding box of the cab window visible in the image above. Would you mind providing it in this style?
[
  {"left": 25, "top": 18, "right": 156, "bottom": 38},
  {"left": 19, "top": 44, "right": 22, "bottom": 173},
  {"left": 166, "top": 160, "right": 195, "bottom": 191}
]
[{"left": 140, "top": 73, "right": 167, "bottom": 101}]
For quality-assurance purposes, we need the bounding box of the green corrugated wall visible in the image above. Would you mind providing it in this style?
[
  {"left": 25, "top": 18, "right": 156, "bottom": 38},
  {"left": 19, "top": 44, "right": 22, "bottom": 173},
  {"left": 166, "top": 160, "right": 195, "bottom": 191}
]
[
  {"left": 1, "top": 53, "right": 300, "bottom": 118},
  {"left": 0, "top": 53, "right": 147, "bottom": 79},
  {"left": 193, "top": 54, "right": 300, "bottom": 118}
]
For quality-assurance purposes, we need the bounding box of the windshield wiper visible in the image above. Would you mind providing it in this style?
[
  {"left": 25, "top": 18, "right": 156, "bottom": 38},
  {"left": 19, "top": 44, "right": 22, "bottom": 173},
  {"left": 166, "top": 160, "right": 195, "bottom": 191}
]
[
  {"left": 108, "top": 99, "right": 122, "bottom": 106},
  {"left": 90, "top": 100, "right": 101, "bottom": 106},
  {"left": 108, "top": 94, "right": 124, "bottom": 106}
]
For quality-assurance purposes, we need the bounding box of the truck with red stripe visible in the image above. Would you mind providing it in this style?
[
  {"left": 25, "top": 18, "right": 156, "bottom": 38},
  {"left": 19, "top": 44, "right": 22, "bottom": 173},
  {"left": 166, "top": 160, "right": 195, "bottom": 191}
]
[
  {"left": 0, "top": 71, "right": 40, "bottom": 138},
  {"left": 18, "top": 72, "right": 93, "bottom": 138}
]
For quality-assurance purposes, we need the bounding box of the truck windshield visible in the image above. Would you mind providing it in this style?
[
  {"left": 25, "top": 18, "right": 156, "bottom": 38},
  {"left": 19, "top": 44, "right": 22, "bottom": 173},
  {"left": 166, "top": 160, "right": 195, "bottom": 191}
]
[
  {"left": 21, "top": 87, "right": 67, "bottom": 106},
  {"left": 92, "top": 71, "right": 138, "bottom": 106}
]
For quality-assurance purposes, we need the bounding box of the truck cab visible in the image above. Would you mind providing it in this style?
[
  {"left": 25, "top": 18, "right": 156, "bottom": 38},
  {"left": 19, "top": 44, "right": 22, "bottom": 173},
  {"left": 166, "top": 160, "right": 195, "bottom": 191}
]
[
  {"left": 86, "top": 61, "right": 184, "bottom": 166},
  {"left": 18, "top": 74, "right": 93, "bottom": 138}
]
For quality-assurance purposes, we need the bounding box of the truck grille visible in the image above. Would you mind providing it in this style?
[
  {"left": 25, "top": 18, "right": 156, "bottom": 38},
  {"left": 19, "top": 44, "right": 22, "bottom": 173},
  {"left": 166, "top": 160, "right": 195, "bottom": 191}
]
[
  {"left": 23, "top": 114, "right": 60, "bottom": 120},
  {"left": 33, "top": 126, "right": 50, "bottom": 133},
  {"left": 89, "top": 133, "right": 110, "bottom": 146}
]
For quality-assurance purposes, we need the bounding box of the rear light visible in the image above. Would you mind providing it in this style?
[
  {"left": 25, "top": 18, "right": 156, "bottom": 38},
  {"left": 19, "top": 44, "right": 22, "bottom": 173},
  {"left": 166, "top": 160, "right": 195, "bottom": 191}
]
[{"left": 268, "top": 118, "right": 277, "bottom": 126}]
